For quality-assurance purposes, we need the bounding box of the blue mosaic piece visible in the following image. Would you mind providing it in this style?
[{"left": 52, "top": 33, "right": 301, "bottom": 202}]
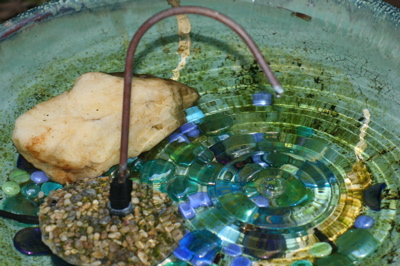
[
  {"left": 179, "top": 202, "right": 196, "bottom": 220},
  {"left": 188, "top": 192, "right": 213, "bottom": 209},
  {"left": 252, "top": 92, "right": 272, "bottom": 106},
  {"left": 222, "top": 243, "right": 242, "bottom": 257},
  {"left": 180, "top": 122, "right": 200, "bottom": 138},
  {"left": 185, "top": 106, "right": 205, "bottom": 124},
  {"left": 169, "top": 132, "right": 190, "bottom": 143},
  {"left": 230, "top": 256, "right": 252, "bottom": 266},
  {"left": 173, "top": 246, "right": 193, "bottom": 262}
]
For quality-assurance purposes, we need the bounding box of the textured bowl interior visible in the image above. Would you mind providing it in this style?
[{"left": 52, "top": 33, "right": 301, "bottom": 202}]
[{"left": 0, "top": 0, "right": 399, "bottom": 265}]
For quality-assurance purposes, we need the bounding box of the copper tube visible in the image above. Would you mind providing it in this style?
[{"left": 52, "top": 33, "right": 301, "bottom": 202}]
[{"left": 118, "top": 6, "right": 283, "bottom": 181}]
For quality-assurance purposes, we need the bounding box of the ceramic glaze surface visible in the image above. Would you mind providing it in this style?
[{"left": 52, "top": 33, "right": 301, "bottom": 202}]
[{"left": 0, "top": 0, "right": 399, "bottom": 265}]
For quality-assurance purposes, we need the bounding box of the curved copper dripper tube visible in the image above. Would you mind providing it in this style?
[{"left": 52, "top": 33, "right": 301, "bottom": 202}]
[{"left": 109, "top": 6, "right": 284, "bottom": 215}]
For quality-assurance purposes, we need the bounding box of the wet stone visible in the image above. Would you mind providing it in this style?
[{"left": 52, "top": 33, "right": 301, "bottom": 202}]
[
  {"left": 354, "top": 215, "right": 375, "bottom": 229},
  {"left": 70, "top": 194, "right": 82, "bottom": 203},
  {"left": 21, "top": 183, "right": 41, "bottom": 199},
  {"left": 81, "top": 188, "right": 96, "bottom": 198},
  {"left": 336, "top": 228, "right": 379, "bottom": 261}
]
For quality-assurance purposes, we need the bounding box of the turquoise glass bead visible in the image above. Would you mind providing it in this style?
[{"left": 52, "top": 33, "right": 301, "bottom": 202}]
[
  {"left": 41, "top": 182, "right": 63, "bottom": 196},
  {"left": 188, "top": 160, "right": 222, "bottom": 185},
  {"left": 199, "top": 113, "right": 234, "bottom": 136},
  {"left": 296, "top": 126, "right": 314, "bottom": 137},
  {"left": 2, "top": 194, "right": 39, "bottom": 216},
  {"left": 315, "top": 253, "right": 352, "bottom": 266},
  {"left": 168, "top": 143, "right": 214, "bottom": 167},
  {"left": 140, "top": 159, "right": 175, "bottom": 184},
  {"left": 164, "top": 175, "right": 198, "bottom": 202},
  {"left": 21, "top": 183, "right": 41, "bottom": 198},
  {"left": 309, "top": 242, "right": 332, "bottom": 258},
  {"left": 1, "top": 181, "right": 21, "bottom": 196},
  {"left": 290, "top": 260, "right": 313, "bottom": 266},
  {"left": 336, "top": 228, "right": 379, "bottom": 261},
  {"left": 9, "top": 168, "right": 31, "bottom": 184}
]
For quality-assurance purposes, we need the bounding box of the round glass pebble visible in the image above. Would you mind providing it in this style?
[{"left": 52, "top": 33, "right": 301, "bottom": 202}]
[
  {"left": 21, "top": 183, "right": 41, "bottom": 199},
  {"left": 9, "top": 168, "right": 31, "bottom": 184},
  {"left": 354, "top": 215, "right": 375, "bottom": 229},
  {"left": 30, "top": 171, "right": 50, "bottom": 184},
  {"left": 290, "top": 260, "right": 313, "bottom": 266},
  {"left": 309, "top": 242, "right": 332, "bottom": 258},
  {"left": 41, "top": 182, "right": 63, "bottom": 196},
  {"left": 1, "top": 181, "right": 21, "bottom": 196},
  {"left": 13, "top": 227, "right": 51, "bottom": 255}
]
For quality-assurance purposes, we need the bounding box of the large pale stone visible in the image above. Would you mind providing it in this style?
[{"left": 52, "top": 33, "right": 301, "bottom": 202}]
[{"left": 12, "top": 72, "right": 199, "bottom": 184}]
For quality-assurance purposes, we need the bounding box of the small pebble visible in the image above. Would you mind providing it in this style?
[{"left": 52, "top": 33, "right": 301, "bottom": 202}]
[{"left": 30, "top": 171, "right": 49, "bottom": 184}]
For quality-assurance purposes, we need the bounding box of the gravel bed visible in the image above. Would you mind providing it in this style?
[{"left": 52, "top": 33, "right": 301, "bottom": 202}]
[{"left": 39, "top": 176, "right": 185, "bottom": 266}]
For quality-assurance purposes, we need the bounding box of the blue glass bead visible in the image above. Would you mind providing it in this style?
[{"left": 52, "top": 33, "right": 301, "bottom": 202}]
[
  {"left": 223, "top": 243, "right": 242, "bottom": 257},
  {"left": 354, "top": 215, "right": 375, "bottom": 229},
  {"left": 173, "top": 246, "right": 193, "bottom": 262},
  {"left": 30, "top": 171, "right": 49, "bottom": 184},
  {"left": 185, "top": 106, "right": 205, "bottom": 124},
  {"left": 230, "top": 256, "right": 252, "bottom": 266},
  {"left": 290, "top": 260, "right": 313, "bottom": 266},
  {"left": 21, "top": 183, "right": 41, "bottom": 199},
  {"left": 13, "top": 227, "right": 51, "bottom": 255},
  {"left": 252, "top": 92, "right": 272, "bottom": 106},
  {"left": 179, "top": 202, "right": 196, "bottom": 219},
  {"left": 180, "top": 122, "right": 201, "bottom": 138},
  {"left": 169, "top": 132, "right": 190, "bottom": 143},
  {"left": 17, "top": 154, "right": 39, "bottom": 173},
  {"left": 364, "top": 182, "right": 386, "bottom": 211},
  {"left": 336, "top": 228, "right": 379, "bottom": 261},
  {"left": 41, "top": 182, "right": 63, "bottom": 196},
  {"left": 251, "top": 195, "right": 270, "bottom": 207},
  {"left": 165, "top": 175, "right": 198, "bottom": 202},
  {"left": 140, "top": 159, "right": 175, "bottom": 184},
  {"left": 189, "top": 192, "right": 213, "bottom": 209},
  {"left": 296, "top": 126, "right": 314, "bottom": 138}
]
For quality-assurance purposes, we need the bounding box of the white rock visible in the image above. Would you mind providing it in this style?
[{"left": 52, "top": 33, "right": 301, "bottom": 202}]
[{"left": 12, "top": 72, "right": 198, "bottom": 184}]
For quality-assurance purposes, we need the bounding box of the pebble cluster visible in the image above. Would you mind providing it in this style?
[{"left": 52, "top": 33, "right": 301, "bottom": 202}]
[{"left": 38, "top": 176, "right": 185, "bottom": 266}]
